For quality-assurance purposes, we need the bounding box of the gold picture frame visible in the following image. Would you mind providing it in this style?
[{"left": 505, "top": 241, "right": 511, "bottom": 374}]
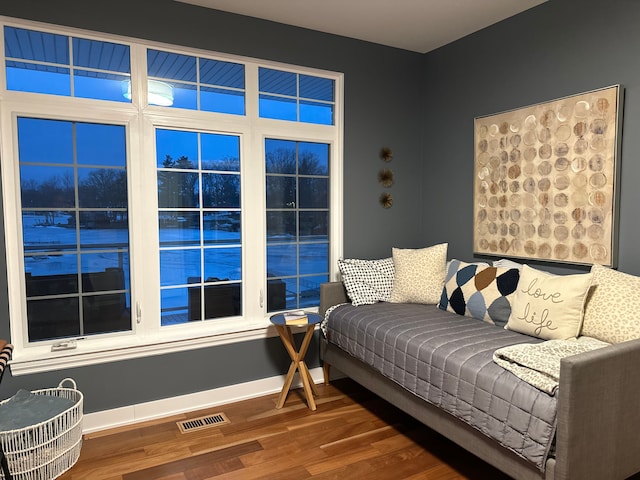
[{"left": 473, "top": 85, "right": 623, "bottom": 267}]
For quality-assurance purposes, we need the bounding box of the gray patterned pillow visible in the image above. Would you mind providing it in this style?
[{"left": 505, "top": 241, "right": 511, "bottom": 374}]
[{"left": 338, "top": 257, "right": 395, "bottom": 306}]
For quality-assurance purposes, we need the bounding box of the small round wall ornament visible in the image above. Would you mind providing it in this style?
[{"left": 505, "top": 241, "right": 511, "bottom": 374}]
[
  {"left": 378, "top": 168, "right": 394, "bottom": 187},
  {"left": 380, "top": 147, "right": 393, "bottom": 162},
  {"left": 379, "top": 192, "right": 393, "bottom": 209}
]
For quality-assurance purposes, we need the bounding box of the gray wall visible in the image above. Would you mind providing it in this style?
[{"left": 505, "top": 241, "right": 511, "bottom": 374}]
[
  {"left": 422, "top": 0, "right": 640, "bottom": 276},
  {"left": 0, "top": 1, "right": 425, "bottom": 409}
]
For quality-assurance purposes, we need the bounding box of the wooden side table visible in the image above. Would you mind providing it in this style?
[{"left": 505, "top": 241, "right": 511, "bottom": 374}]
[{"left": 270, "top": 312, "right": 322, "bottom": 411}]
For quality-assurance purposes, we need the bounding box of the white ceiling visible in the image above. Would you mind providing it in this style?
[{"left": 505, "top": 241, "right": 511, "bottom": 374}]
[{"left": 176, "top": 0, "right": 547, "bottom": 53}]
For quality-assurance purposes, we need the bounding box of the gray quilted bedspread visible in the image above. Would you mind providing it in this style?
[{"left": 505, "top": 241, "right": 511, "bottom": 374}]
[{"left": 325, "top": 302, "right": 557, "bottom": 471}]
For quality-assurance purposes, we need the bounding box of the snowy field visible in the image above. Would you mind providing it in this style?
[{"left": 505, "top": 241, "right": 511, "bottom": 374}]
[{"left": 22, "top": 213, "right": 328, "bottom": 323}]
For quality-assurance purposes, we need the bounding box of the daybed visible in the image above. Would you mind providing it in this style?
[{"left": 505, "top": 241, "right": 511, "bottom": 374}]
[{"left": 319, "top": 250, "right": 640, "bottom": 480}]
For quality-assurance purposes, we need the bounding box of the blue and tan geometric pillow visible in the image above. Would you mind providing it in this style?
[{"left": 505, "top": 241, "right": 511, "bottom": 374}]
[{"left": 438, "top": 259, "right": 520, "bottom": 327}]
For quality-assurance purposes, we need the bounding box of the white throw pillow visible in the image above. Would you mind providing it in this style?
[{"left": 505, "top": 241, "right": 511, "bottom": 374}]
[
  {"left": 582, "top": 264, "right": 640, "bottom": 343},
  {"left": 389, "top": 243, "right": 448, "bottom": 304},
  {"left": 338, "top": 257, "right": 395, "bottom": 306},
  {"left": 506, "top": 265, "right": 593, "bottom": 340}
]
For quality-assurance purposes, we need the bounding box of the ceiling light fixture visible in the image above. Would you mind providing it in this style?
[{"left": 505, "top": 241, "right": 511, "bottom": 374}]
[{"left": 122, "top": 79, "right": 174, "bottom": 106}]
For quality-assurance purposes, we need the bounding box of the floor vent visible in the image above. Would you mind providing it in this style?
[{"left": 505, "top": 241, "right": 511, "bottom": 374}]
[{"left": 177, "top": 413, "right": 230, "bottom": 433}]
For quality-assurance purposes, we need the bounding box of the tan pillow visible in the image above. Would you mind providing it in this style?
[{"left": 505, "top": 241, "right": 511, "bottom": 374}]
[
  {"left": 506, "top": 265, "right": 593, "bottom": 340},
  {"left": 582, "top": 264, "right": 640, "bottom": 343},
  {"left": 390, "top": 243, "right": 448, "bottom": 304}
]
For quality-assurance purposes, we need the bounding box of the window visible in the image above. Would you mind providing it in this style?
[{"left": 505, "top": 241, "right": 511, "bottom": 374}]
[
  {"left": 146, "top": 49, "right": 245, "bottom": 114},
  {"left": 0, "top": 18, "right": 342, "bottom": 374},
  {"left": 265, "top": 139, "right": 329, "bottom": 310},
  {"left": 259, "top": 67, "right": 334, "bottom": 124},
  {"left": 5, "top": 26, "right": 131, "bottom": 102},
  {"left": 156, "top": 128, "right": 242, "bottom": 325},
  {"left": 19, "top": 118, "right": 130, "bottom": 341}
]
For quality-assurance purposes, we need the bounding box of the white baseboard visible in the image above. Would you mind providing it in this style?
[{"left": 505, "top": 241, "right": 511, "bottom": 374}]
[{"left": 82, "top": 367, "right": 326, "bottom": 434}]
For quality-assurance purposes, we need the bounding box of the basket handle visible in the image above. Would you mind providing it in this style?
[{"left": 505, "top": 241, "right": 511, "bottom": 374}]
[{"left": 58, "top": 377, "right": 77, "bottom": 389}]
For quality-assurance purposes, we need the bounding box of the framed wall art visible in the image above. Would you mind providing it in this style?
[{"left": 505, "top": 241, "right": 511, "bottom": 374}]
[{"left": 473, "top": 85, "right": 623, "bottom": 267}]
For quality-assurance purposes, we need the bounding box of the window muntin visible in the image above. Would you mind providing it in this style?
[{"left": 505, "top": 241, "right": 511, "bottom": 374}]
[
  {"left": 19, "top": 117, "right": 131, "bottom": 342},
  {"left": 147, "top": 49, "right": 245, "bottom": 114},
  {"left": 259, "top": 68, "right": 334, "bottom": 125},
  {"left": 156, "top": 128, "right": 242, "bottom": 325},
  {"left": 265, "top": 139, "right": 329, "bottom": 310},
  {"left": 5, "top": 26, "right": 131, "bottom": 102}
]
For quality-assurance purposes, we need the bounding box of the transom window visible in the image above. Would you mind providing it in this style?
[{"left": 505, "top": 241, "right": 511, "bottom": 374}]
[
  {"left": 0, "top": 17, "right": 342, "bottom": 374},
  {"left": 145, "top": 49, "right": 246, "bottom": 114},
  {"left": 5, "top": 26, "right": 131, "bottom": 102},
  {"left": 259, "top": 67, "right": 335, "bottom": 125}
]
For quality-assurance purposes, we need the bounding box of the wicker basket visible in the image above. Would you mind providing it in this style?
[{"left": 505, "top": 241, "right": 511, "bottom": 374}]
[{"left": 0, "top": 378, "right": 83, "bottom": 480}]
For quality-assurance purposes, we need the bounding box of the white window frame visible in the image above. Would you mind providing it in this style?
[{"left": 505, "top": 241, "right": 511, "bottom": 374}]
[{"left": 0, "top": 17, "right": 343, "bottom": 375}]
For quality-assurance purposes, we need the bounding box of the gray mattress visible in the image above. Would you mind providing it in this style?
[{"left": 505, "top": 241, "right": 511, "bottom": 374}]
[{"left": 324, "top": 302, "right": 557, "bottom": 471}]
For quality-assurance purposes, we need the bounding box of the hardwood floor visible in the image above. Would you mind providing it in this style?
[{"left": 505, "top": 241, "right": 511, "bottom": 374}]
[{"left": 59, "top": 378, "right": 510, "bottom": 480}]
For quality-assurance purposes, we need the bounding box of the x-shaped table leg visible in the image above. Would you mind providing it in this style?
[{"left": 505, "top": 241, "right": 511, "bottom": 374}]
[{"left": 275, "top": 324, "right": 319, "bottom": 410}]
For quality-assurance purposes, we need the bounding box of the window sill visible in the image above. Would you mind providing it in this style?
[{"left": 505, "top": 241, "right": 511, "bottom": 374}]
[{"left": 10, "top": 317, "right": 280, "bottom": 376}]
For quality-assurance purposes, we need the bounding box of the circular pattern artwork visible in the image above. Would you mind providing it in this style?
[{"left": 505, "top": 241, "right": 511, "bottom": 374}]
[{"left": 473, "top": 86, "right": 620, "bottom": 266}]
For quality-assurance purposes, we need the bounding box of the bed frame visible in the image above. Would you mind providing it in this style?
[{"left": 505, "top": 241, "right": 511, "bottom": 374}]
[{"left": 319, "top": 281, "right": 640, "bottom": 480}]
